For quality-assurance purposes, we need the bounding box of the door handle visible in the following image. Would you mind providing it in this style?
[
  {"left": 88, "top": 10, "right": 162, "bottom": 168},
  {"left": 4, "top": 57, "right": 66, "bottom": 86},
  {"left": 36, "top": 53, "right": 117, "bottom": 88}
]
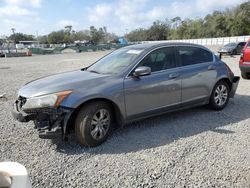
[
  {"left": 169, "top": 73, "right": 179, "bottom": 79},
  {"left": 208, "top": 65, "right": 216, "bottom": 70}
]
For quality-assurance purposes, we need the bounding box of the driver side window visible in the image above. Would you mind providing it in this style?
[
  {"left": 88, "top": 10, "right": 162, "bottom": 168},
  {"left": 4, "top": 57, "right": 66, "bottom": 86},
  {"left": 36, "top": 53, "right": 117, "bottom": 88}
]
[{"left": 138, "top": 47, "right": 176, "bottom": 72}]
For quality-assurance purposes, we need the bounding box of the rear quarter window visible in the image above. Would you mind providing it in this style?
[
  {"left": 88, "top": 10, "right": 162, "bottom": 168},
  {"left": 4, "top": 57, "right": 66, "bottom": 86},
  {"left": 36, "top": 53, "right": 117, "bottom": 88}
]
[{"left": 177, "top": 46, "right": 213, "bottom": 66}]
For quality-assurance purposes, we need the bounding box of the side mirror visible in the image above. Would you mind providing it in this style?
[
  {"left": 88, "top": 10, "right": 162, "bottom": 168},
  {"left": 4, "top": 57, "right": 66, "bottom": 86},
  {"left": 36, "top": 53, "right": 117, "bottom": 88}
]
[{"left": 133, "top": 66, "right": 151, "bottom": 77}]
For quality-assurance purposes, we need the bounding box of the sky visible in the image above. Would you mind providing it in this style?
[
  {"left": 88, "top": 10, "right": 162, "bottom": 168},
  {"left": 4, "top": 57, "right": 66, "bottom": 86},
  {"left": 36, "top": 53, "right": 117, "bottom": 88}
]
[{"left": 0, "top": 0, "right": 248, "bottom": 36}]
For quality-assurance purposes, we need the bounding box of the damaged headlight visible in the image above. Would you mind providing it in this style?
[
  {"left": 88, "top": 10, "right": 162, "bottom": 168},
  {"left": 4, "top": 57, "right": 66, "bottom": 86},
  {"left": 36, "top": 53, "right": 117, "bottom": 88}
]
[{"left": 22, "top": 90, "right": 72, "bottom": 109}]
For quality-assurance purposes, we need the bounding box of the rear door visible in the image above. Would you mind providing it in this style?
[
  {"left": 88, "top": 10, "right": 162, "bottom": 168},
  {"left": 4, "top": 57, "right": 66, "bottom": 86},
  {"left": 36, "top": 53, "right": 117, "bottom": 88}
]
[{"left": 176, "top": 46, "right": 217, "bottom": 105}]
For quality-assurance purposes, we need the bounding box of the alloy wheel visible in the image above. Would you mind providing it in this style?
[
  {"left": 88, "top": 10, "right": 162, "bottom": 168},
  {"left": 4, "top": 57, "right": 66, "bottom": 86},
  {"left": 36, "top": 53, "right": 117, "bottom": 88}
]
[
  {"left": 214, "top": 84, "right": 228, "bottom": 106},
  {"left": 90, "top": 109, "right": 111, "bottom": 140}
]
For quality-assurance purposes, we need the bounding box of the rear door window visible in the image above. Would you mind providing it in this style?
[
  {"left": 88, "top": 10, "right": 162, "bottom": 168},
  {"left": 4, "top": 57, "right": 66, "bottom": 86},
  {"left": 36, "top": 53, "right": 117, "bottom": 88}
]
[{"left": 177, "top": 46, "right": 213, "bottom": 66}]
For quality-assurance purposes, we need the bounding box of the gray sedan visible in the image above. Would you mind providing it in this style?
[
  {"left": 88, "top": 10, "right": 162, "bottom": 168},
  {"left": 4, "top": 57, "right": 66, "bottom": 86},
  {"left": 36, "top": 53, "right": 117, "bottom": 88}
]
[
  {"left": 218, "top": 42, "right": 246, "bottom": 56},
  {"left": 12, "top": 43, "right": 240, "bottom": 147}
]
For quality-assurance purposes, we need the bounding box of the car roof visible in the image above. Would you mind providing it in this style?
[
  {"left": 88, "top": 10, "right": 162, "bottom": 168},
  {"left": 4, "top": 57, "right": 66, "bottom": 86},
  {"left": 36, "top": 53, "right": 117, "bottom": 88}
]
[
  {"left": 124, "top": 42, "right": 210, "bottom": 51},
  {"left": 225, "top": 42, "right": 237, "bottom": 45}
]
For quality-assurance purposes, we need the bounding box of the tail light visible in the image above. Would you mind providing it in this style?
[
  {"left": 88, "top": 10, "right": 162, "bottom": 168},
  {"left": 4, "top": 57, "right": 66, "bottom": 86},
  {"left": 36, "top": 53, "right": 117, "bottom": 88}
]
[
  {"left": 239, "top": 51, "right": 244, "bottom": 65},
  {"left": 240, "top": 52, "right": 244, "bottom": 60}
]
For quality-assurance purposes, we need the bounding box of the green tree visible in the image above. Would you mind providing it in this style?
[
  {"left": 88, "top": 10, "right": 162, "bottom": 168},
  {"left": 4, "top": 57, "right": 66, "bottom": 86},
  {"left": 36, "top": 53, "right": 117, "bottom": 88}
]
[
  {"left": 171, "top": 16, "right": 181, "bottom": 29},
  {"left": 64, "top": 25, "right": 72, "bottom": 33},
  {"left": 8, "top": 33, "right": 35, "bottom": 43},
  {"left": 47, "top": 30, "right": 65, "bottom": 44},
  {"left": 146, "top": 20, "right": 170, "bottom": 41},
  {"left": 230, "top": 2, "right": 250, "bottom": 36},
  {"left": 125, "top": 28, "right": 148, "bottom": 41},
  {"left": 126, "top": 1, "right": 250, "bottom": 41},
  {"left": 38, "top": 35, "right": 48, "bottom": 44},
  {"left": 71, "top": 30, "right": 91, "bottom": 41},
  {"left": 89, "top": 26, "right": 105, "bottom": 43}
]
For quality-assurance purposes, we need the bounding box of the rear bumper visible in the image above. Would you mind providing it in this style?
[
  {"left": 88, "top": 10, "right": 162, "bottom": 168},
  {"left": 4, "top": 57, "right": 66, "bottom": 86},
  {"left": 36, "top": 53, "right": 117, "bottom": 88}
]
[
  {"left": 229, "top": 76, "right": 240, "bottom": 98},
  {"left": 218, "top": 51, "right": 233, "bottom": 55},
  {"left": 239, "top": 65, "right": 250, "bottom": 73}
]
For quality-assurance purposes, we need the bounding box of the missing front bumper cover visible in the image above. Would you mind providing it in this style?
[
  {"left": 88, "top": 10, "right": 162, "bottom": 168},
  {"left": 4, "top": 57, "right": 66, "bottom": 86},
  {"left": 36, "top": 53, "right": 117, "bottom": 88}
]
[{"left": 12, "top": 105, "right": 73, "bottom": 139}]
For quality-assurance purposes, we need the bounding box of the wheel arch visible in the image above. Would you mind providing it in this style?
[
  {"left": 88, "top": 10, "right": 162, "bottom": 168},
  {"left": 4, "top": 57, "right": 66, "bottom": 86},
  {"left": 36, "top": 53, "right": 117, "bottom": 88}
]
[
  {"left": 208, "top": 77, "right": 232, "bottom": 100},
  {"left": 65, "top": 98, "right": 125, "bottom": 133},
  {"left": 217, "top": 77, "right": 232, "bottom": 91}
]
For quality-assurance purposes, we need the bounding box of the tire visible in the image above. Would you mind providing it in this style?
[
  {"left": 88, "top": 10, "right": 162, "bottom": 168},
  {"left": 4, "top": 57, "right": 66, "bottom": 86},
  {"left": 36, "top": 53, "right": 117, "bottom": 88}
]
[
  {"left": 209, "top": 80, "right": 230, "bottom": 110},
  {"left": 241, "top": 72, "right": 248, "bottom": 79},
  {"left": 75, "top": 101, "right": 113, "bottom": 147}
]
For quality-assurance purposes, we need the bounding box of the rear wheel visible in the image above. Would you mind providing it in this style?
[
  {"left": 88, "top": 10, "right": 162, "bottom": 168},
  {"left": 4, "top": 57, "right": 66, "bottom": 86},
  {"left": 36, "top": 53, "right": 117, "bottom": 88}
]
[
  {"left": 75, "top": 101, "right": 113, "bottom": 147},
  {"left": 209, "top": 81, "right": 230, "bottom": 110}
]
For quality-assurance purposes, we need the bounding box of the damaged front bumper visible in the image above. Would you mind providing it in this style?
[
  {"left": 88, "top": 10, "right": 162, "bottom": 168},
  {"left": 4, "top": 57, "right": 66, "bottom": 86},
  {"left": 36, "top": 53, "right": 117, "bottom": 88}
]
[{"left": 12, "top": 98, "right": 73, "bottom": 139}]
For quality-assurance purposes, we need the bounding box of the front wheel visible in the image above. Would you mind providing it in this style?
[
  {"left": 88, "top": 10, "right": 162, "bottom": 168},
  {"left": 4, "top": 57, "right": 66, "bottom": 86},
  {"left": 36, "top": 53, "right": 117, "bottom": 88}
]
[
  {"left": 209, "top": 81, "right": 230, "bottom": 110},
  {"left": 75, "top": 101, "right": 113, "bottom": 147}
]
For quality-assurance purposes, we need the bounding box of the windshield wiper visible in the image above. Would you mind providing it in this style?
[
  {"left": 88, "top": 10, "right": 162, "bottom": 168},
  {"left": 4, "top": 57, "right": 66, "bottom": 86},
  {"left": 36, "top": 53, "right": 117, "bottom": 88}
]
[{"left": 81, "top": 67, "right": 88, "bottom": 71}]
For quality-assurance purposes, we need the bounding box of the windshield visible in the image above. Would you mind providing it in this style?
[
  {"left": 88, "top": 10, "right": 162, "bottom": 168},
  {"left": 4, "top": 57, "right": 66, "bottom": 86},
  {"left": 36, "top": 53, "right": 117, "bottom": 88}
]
[
  {"left": 87, "top": 48, "right": 144, "bottom": 74},
  {"left": 224, "top": 43, "right": 236, "bottom": 47}
]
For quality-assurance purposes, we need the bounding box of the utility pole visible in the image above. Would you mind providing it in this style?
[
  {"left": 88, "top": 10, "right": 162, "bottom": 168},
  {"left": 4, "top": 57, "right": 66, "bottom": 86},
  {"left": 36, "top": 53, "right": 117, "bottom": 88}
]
[
  {"left": 11, "top": 28, "right": 17, "bottom": 53},
  {"left": 36, "top": 31, "right": 39, "bottom": 47}
]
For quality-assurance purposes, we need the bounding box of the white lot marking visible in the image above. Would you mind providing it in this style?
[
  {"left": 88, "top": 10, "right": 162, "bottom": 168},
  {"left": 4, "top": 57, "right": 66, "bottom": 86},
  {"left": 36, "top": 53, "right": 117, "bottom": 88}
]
[{"left": 62, "top": 59, "right": 80, "bottom": 62}]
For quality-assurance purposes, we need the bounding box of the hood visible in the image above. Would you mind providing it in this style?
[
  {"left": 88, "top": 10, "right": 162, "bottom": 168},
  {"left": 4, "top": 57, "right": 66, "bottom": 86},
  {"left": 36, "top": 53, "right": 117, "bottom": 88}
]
[{"left": 19, "top": 70, "right": 109, "bottom": 98}]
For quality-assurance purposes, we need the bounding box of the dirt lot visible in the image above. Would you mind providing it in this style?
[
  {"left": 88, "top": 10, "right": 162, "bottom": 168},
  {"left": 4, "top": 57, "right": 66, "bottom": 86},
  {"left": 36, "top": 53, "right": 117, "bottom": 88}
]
[{"left": 0, "top": 50, "right": 249, "bottom": 187}]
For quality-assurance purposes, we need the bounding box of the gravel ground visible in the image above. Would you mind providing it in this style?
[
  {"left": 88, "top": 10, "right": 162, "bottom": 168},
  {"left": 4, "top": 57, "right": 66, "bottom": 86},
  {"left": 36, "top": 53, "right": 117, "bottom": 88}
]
[{"left": 0, "top": 50, "right": 250, "bottom": 188}]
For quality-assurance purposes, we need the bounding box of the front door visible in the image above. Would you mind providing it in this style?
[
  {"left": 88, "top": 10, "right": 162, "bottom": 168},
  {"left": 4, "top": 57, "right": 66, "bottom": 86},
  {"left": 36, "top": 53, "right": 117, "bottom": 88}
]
[{"left": 124, "top": 47, "right": 181, "bottom": 120}]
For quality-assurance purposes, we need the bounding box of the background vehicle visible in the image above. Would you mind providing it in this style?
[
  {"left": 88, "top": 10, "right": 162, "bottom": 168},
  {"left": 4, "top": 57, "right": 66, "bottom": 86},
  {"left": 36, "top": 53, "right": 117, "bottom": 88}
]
[
  {"left": 219, "top": 42, "right": 246, "bottom": 56},
  {"left": 239, "top": 38, "right": 250, "bottom": 79},
  {"left": 12, "top": 43, "right": 240, "bottom": 147}
]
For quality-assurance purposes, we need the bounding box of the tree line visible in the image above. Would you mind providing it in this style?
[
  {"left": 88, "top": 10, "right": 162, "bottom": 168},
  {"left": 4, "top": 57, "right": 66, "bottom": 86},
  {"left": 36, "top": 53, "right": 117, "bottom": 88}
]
[
  {"left": 39, "top": 26, "right": 117, "bottom": 44},
  {"left": 6, "top": 26, "right": 117, "bottom": 44},
  {"left": 125, "top": 1, "right": 250, "bottom": 41}
]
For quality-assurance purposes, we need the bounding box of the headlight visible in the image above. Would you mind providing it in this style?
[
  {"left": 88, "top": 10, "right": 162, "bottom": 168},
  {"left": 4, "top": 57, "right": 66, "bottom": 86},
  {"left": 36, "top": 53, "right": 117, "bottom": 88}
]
[{"left": 22, "top": 90, "right": 72, "bottom": 109}]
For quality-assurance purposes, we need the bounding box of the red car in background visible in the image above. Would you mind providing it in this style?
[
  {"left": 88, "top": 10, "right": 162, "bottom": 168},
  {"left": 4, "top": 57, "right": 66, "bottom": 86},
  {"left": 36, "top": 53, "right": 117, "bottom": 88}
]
[{"left": 239, "top": 38, "right": 250, "bottom": 79}]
